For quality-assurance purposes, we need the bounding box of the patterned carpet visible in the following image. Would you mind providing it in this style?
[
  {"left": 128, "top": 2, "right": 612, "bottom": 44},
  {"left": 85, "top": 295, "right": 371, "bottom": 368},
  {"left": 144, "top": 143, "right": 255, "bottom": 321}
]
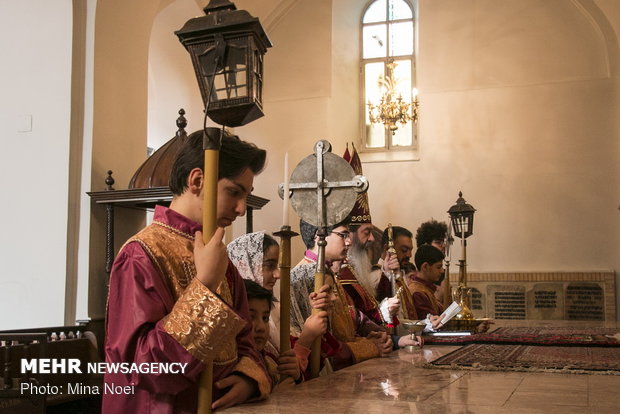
[
  {"left": 424, "top": 326, "right": 620, "bottom": 346},
  {"left": 426, "top": 343, "right": 620, "bottom": 375}
]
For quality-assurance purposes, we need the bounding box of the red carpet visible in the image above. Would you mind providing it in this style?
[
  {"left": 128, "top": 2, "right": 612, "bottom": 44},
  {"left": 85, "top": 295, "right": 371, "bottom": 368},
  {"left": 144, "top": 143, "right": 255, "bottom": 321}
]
[
  {"left": 424, "top": 326, "right": 620, "bottom": 346},
  {"left": 426, "top": 343, "right": 620, "bottom": 375}
]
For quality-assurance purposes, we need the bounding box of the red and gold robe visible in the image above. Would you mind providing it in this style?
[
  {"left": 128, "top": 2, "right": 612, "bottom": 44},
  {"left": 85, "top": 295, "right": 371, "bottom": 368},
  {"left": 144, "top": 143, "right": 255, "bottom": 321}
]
[
  {"left": 289, "top": 258, "right": 379, "bottom": 371},
  {"left": 336, "top": 264, "right": 386, "bottom": 326},
  {"left": 329, "top": 281, "right": 382, "bottom": 366},
  {"left": 374, "top": 268, "right": 419, "bottom": 320},
  {"left": 103, "top": 206, "right": 271, "bottom": 414},
  {"left": 408, "top": 275, "right": 445, "bottom": 317}
]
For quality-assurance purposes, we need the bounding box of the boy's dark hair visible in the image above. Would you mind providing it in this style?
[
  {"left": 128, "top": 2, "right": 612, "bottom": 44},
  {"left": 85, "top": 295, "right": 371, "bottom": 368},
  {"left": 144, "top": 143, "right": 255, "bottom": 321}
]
[
  {"left": 263, "top": 233, "right": 278, "bottom": 254},
  {"left": 243, "top": 279, "right": 274, "bottom": 309},
  {"left": 414, "top": 244, "right": 445, "bottom": 270},
  {"left": 381, "top": 226, "right": 413, "bottom": 247},
  {"left": 300, "top": 218, "right": 351, "bottom": 250},
  {"left": 415, "top": 220, "right": 448, "bottom": 247},
  {"left": 169, "top": 129, "right": 267, "bottom": 196}
]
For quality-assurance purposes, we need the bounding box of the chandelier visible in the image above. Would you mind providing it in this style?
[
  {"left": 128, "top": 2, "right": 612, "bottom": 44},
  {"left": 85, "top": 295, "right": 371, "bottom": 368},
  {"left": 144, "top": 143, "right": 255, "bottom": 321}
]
[{"left": 367, "top": 62, "right": 419, "bottom": 134}]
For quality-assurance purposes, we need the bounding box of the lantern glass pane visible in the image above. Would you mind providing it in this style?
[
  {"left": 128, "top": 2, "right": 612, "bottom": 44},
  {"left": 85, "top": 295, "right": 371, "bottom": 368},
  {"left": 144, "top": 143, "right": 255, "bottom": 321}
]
[
  {"left": 450, "top": 216, "right": 464, "bottom": 238},
  {"left": 252, "top": 68, "right": 259, "bottom": 102},
  {"left": 211, "top": 44, "right": 248, "bottom": 100},
  {"left": 252, "top": 49, "right": 262, "bottom": 103},
  {"left": 237, "top": 71, "right": 247, "bottom": 89},
  {"left": 197, "top": 45, "right": 219, "bottom": 87}
]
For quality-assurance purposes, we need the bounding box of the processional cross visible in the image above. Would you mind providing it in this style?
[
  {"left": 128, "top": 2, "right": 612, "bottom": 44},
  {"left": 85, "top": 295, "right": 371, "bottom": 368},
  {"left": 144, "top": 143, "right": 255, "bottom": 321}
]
[{"left": 279, "top": 140, "right": 369, "bottom": 377}]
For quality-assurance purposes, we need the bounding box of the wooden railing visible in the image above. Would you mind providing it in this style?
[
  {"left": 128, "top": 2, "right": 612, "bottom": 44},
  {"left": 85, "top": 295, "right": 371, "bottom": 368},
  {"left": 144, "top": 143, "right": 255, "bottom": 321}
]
[{"left": 0, "top": 324, "right": 103, "bottom": 413}]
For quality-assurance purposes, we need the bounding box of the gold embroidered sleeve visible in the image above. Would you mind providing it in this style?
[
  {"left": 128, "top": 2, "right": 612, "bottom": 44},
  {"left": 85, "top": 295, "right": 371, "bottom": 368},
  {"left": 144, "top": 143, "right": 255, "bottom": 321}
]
[
  {"left": 162, "top": 278, "right": 246, "bottom": 364},
  {"left": 233, "top": 356, "right": 272, "bottom": 399},
  {"left": 346, "top": 338, "right": 379, "bottom": 363},
  {"left": 265, "top": 355, "right": 280, "bottom": 386}
]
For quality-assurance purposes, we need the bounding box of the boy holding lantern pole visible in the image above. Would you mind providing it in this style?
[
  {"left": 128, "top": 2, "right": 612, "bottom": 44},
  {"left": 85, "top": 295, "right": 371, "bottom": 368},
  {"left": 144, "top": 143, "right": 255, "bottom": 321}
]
[{"left": 103, "top": 130, "right": 271, "bottom": 413}]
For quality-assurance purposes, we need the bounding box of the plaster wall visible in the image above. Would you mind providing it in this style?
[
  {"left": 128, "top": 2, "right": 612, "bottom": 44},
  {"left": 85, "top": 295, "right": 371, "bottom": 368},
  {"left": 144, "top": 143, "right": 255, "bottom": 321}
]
[
  {"left": 145, "top": 0, "right": 619, "bottom": 313},
  {"left": 0, "top": 0, "right": 617, "bottom": 328},
  {"left": 0, "top": 0, "right": 73, "bottom": 329},
  {"left": 216, "top": 0, "right": 620, "bottom": 311},
  {"left": 88, "top": 0, "right": 177, "bottom": 319}
]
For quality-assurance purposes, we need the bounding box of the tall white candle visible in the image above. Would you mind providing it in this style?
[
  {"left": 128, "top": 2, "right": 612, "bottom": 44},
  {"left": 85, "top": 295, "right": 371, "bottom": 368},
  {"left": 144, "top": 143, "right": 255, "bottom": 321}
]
[{"left": 283, "top": 152, "right": 290, "bottom": 226}]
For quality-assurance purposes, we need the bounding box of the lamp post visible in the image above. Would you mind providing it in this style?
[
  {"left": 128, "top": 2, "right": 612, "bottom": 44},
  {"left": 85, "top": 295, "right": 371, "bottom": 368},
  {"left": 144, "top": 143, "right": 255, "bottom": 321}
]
[
  {"left": 447, "top": 191, "right": 477, "bottom": 321},
  {"left": 176, "top": 0, "right": 272, "bottom": 127},
  {"left": 175, "top": 2, "right": 272, "bottom": 412}
]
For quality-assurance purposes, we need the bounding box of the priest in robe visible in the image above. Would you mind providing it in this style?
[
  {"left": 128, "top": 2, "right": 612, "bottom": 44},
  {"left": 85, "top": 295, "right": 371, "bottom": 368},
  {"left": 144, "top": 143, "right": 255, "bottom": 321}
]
[
  {"left": 290, "top": 219, "right": 392, "bottom": 372},
  {"left": 371, "top": 226, "right": 418, "bottom": 320},
  {"left": 337, "top": 144, "right": 400, "bottom": 328}
]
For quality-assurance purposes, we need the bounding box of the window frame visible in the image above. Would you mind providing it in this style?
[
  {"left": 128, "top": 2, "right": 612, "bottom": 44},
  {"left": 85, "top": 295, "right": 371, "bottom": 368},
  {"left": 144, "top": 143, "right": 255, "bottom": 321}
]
[{"left": 359, "top": 0, "right": 419, "bottom": 162}]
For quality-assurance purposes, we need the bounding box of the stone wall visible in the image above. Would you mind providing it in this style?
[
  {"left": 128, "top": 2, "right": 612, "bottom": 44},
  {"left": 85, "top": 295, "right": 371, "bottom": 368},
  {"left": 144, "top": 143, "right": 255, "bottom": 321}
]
[{"left": 449, "top": 272, "right": 616, "bottom": 321}]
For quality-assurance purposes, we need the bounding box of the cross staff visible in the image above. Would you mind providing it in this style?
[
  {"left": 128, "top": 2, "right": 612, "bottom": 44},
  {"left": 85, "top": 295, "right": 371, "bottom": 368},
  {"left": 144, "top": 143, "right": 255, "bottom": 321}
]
[
  {"left": 386, "top": 223, "right": 399, "bottom": 332},
  {"left": 284, "top": 140, "right": 368, "bottom": 377},
  {"left": 387, "top": 223, "right": 398, "bottom": 293}
]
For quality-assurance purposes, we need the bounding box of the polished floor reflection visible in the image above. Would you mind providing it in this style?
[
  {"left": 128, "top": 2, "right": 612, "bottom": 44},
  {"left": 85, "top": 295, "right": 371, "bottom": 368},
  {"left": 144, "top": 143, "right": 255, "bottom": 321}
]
[{"left": 222, "top": 321, "right": 620, "bottom": 413}]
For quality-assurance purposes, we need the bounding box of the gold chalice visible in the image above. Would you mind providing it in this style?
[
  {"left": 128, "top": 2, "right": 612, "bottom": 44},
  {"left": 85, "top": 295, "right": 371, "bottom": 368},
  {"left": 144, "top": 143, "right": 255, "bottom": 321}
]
[{"left": 401, "top": 319, "right": 426, "bottom": 347}]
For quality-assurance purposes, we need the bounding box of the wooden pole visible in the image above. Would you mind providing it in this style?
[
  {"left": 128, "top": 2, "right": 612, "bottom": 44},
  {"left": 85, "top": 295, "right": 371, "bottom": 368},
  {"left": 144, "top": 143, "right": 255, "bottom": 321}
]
[
  {"left": 274, "top": 226, "right": 298, "bottom": 352},
  {"left": 386, "top": 223, "right": 398, "bottom": 333},
  {"left": 197, "top": 140, "right": 219, "bottom": 414},
  {"left": 310, "top": 235, "right": 326, "bottom": 378},
  {"left": 278, "top": 233, "right": 291, "bottom": 352},
  {"left": 275, "top": 154, "right": 295, "bottom": 352}
]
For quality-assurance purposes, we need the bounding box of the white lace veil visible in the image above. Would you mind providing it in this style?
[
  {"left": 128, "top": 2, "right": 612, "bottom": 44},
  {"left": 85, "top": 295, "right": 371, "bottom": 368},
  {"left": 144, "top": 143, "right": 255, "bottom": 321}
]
[
  {"left": 227, "top": 231, "right": 266, "bottom": 286},
  {"left": 289, "top": 263, "right": 316, "bottom": 336}
]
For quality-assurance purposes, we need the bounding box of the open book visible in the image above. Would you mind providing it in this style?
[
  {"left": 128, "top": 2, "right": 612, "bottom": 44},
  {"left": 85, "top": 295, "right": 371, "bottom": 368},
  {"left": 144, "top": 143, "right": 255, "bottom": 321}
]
[{"left": 439, "top": 301, "right": 462, "bottom": 325}]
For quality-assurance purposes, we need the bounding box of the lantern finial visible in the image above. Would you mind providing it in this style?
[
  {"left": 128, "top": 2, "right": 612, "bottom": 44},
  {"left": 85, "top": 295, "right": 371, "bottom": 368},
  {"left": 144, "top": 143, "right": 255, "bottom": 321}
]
[{"left": 203, "top": 0, "right": 236, "bottom": 14}]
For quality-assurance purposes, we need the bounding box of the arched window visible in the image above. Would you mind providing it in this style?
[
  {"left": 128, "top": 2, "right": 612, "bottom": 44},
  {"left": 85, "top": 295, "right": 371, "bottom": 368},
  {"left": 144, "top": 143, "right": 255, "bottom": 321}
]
[{"left": 361, "top": 0, "right": 417, "bottom": 159}]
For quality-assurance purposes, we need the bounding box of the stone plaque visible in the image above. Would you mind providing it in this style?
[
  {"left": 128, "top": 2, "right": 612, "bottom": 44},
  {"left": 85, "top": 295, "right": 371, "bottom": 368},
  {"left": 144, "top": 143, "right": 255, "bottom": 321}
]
[
  {"left": 487, "top": 285, "right": 526, "bottom": 319},
  {"left": 565, "top": 283, "right": 604, "bottom": 320},
  {"left": 527, "top": 283, "right": 563, "bottom": 320},
  {"left": 470, "top": 288, "right": 483, "bottom": 310},
  {"left": 470, "top": 287, "right": 486, "bottom": 318}
]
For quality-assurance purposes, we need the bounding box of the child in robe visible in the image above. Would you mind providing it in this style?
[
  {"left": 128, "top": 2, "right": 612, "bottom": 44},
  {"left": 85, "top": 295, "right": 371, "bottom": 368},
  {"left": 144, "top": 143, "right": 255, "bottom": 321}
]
[{"left": 244, "top": 279, "right": 327, "bottom": 388}]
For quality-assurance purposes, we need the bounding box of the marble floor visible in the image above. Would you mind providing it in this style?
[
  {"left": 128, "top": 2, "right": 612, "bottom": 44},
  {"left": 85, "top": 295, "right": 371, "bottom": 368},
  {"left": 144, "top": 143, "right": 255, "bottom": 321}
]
[{"left": 222, "top": 321, "right": 620, "bottom": 413}]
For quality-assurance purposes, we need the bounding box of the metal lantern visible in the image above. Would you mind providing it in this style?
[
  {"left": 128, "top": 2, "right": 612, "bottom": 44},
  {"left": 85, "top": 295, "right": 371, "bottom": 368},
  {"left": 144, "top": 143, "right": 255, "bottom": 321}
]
[
  {"left": 175, "top": 0, "right": 272, "bottom": 127},
  {"left": 448, "top": 191, "right": 476, "bottom": 239}
]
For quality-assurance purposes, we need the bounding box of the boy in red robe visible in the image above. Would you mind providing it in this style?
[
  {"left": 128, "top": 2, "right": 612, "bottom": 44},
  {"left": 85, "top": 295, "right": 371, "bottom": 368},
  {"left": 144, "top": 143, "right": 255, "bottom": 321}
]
[
  {"left": 103, "top": 130, "right": 271, "bottom": 413},
  {"left": 409, "top": 244, "right": 446, "bottom": 324}
]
